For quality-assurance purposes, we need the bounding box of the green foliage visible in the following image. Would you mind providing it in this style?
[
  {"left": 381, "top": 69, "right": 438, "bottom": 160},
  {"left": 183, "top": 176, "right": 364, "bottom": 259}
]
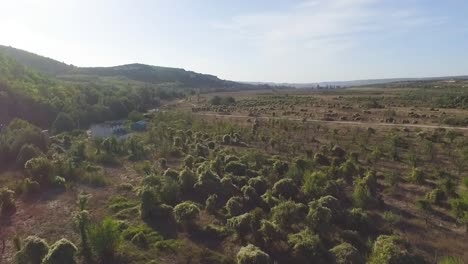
[
  {"left": 0, "top": 188, "right": 16, "bottom": 215},
  {"left": 426, "top": 188, "right": 445, "bottom": 205},
  {"left": 89, "top": 217, "right": 123, "bottom": 263},
  {"left": 122, "top": 224, "right": 163, "bottom": 248},
  {"left": 227, "top": 213, "right": 252, "bottom": 237},
  {"left": 173, "top": 201, "right": 200, "bottom": 227},
  {"left": 236, "top": 244, "right": 271, "bottom": 264},
  {"left": 0, "top": 119, "right": 48, "bottom": 163},
  {"left": 52, "top": 112, "right": 75, "bottom": 133},
  {"left": 226, "top": 196, "right": 244, "bottom": 217},
  {"left": 42, "top": 239, "right": 77, "bottom": 264},
  {"left": 438, "top": 256, "right": 464, "bottom": 264},
  {"left": 225, "top": 161, "right": 247, "bottom": 176},
  {"left": 307, "top": 204, "right": 332, "bottom": 234},
  {"left": 329, "top": 242, "right": 363, "bottom": 264},
  {"left": 353, "top": 171, "right": 378, "bottom": 209},
  {"left": 248, "top": 176, "right": 268, "bottom": 195},
  {"left": 272, "top": 178, "right": 298, "bottom": 199},
  {"left": 16, "top": 144, "right": 43, "bottom": 168},
  {"left": 24, "top": 156, "right": 54, "bottom": 186},
  {"left": 368, "top": 235, "right": 415, "bottom": 264},
  {"left": 271, "top": 200, "right": 306, "bottom": 230},
  {"left": 14, "top": 236, "right": 49, "bottom": 264},
  {"left": 409, "top": 167, "right": 424, "bottom": 184},
  {"left": 179, "top": 168, "right": 196, "bottom": 193},
  {"left": 288, "top": 229, "right": 326, "bottom": 263}
]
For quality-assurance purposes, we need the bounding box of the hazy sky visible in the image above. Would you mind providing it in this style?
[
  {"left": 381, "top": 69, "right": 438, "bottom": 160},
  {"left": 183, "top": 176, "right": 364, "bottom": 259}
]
[{"left": 1, "top": 0, "right": 467, "bottom": 82}]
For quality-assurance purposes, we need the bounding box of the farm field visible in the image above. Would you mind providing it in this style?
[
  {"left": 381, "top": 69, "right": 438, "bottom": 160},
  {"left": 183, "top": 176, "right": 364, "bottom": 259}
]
[{"left": 1, "top": 80, "right": 467, "bottom": 264}]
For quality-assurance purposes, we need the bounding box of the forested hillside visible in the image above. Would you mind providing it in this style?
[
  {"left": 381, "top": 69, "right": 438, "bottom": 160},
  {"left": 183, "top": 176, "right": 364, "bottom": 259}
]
[
  {"left": 0, "top": 46, "right": 255, "bottom": 130},
  {"left": 0, "top": 53, "right": 180, "bottom": 129}
]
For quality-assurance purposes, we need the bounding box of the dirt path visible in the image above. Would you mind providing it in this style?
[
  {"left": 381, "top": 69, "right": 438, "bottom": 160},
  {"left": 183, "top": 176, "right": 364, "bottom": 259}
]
[{"left": 195, "top": 112, "right": 468, "bottom": 131}]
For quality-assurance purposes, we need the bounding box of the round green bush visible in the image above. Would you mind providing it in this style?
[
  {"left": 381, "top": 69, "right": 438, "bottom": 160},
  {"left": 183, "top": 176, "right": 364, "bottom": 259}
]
[{"left": 236, "top": 244, "right": 271, "bottom": 264}]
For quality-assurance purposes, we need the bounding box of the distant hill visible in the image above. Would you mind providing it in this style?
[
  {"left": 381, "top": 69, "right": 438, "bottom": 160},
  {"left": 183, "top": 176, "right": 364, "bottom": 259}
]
[
  {"left": 65, "top": 63, "right": 237, "bottom": 88},
  {"left": 0, "top": 45, "right": 73, "bottom": 76},
  {"left": 249, "top": 76, "right": 468, "bottom": 88},
  {"left": 0, "top": 45, "right": 248, "bottom": 89}
]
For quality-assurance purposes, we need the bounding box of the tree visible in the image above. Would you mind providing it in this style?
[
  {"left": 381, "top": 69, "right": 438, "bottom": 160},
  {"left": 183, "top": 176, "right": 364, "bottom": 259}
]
[
  {"left": 329, "top": 242, "right": 363, "bottom": 264},
  {"left": 52, "top": 112, "right": 75, "bottom": 133},
  {"left": 272, "top": 178, "right": 298, "bottom": 199},
  {"left": 271, "top": 200, "right": 306, "bottom": 230},
  {"left": 89, "top": 218, "right": 122, "bottom": 264},
  {"left": 14, "top": 236, "right": 49, "bottom": 264},
  {"left": 307, "top": 204, "right": 332, "bottom": 235},
  {"left": 227, "top": 213, "right": 252, "bottom": 239},
  {"left": 288, "top": 229, "right": 326, "bottom": 263},
  {"left": 236, "top": 244, "right": 271, "bottom": 264},
  {"left": 173, "top": 202, "right": 200, "bottom": 230},
  {"left": 368, "top": 235, "right": 415, "bottom": 264},
  {"left": 42, "top": 239, "right": 77, "bottom": 264}
]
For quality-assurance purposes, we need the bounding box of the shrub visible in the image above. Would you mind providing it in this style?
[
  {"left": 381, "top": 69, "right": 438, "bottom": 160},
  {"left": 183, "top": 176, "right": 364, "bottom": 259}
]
[
  {"left": 248, "top": 176, "right": 268, "bottom": 195},
  {"left": 0, "top": 188, "right": 16, "bottom": 215},
  {"left": 409, "top": 167, "right": 424, "bottom": 184},
  {"left": 226, "top": 196, "right": 244, "bottom": 217},
  {"left": 368, "top": 235, "right": 414, "bottom": 264},
  {"left": 24, "top": 156, "right": 54, "bottom": 186},
  {"left": 89, "top": 218, "right": 123, "bottom": 264},
  {"left": 222, "top": 134, "right": 231, "bottom": 144},
  {"left": 227, "top": 213, "right": 252, "bottom": 237},
  {"left": 426, "top": 188, "right": 445, "bottom": 205},
  {"left": 52, "top": 112, "right": 75, "bottom": 133},
  {"left": 183, "top": 155, "right": 195, "bottom": 169},
  {"left": 307, "top": 205, "right": 332, "bottom": 234},
  {"left": 236, "top": 244, "right": 271, "bottom": 264},
  {"left": 42, "top": 238, "right": 78, "bottom": 264},
  {"left": 225, "top": 161, "right": 247, "bottom": 176},
  {"left": 314, "top": 153, "right": 330, "bottom": 166},
  {"left": 205, "top": 194, "right": 218, "bottom": 213},
  {"left": 194, "top": 169, "right": 222, "bottom": 198},
  {"left": 163, "top": 168, "right": 179, "bottom": 180},
  {"left": 271, "top": 200, "right": 307, "bottom": 230},
  {"left": 52, "top": 176, "right": 66, "bottom": 190},
  {"left": 272, "top": 178, "right": 298, "bottom": 199},
  {"left": 273, "top": 160, "right": 289, "bottom": 176},
  {"left": 178, "top": 168, "right": 196, "bottom": 193},
  {"left": 196, "top": 143, "right": 209, "bottom": 158},
  {"left": 329, "top": 242, "right": 363, "bottom": 264},
  {"left": 173, "top": 202, "right": 200, "bottom": 229},
  {"left": 288, "top": 229, "right": 326, "bottom": 263},
  {"left": 16, "top": 144, "right": 42, "bottom": 168},
  {"left": 22, "top": 178, "right": 40, "bottom": 197},
  {"left": 14, "top": 236, "right": 49, "bottom": 264}
]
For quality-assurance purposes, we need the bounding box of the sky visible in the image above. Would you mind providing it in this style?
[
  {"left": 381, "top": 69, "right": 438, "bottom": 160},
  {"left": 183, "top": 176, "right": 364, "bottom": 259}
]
[{"left": 1, "top": 0, "right": 468, "bottom": 82}]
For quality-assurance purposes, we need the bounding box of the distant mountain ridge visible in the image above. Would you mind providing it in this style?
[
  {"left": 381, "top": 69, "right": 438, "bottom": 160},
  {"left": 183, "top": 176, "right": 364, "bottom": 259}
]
[{"left": 248, "top": 75, "right": 468, "bottom": 88}]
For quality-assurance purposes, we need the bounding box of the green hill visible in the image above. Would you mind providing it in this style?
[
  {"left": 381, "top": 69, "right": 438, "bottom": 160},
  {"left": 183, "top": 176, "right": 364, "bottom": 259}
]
[
  {"left": 0, "top": 45, "right": 73, "bottom": 76},
  {"left": 0, "top": 45, "right": 245, "bottom": 89},
  {"left": 0, "top": 45, "right": 258, "bottom": 129}
]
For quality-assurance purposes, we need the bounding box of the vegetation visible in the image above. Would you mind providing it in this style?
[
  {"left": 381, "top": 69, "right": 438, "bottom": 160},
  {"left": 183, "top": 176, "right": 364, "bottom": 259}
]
[{"left": 1, "top": 52, "right": 467, "bottom": 263}]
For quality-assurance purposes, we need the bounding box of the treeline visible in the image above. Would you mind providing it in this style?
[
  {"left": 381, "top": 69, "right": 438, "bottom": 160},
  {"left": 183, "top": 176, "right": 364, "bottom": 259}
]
[{"left": 0, "top": 54, "right": 185, "bottom": 130}]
